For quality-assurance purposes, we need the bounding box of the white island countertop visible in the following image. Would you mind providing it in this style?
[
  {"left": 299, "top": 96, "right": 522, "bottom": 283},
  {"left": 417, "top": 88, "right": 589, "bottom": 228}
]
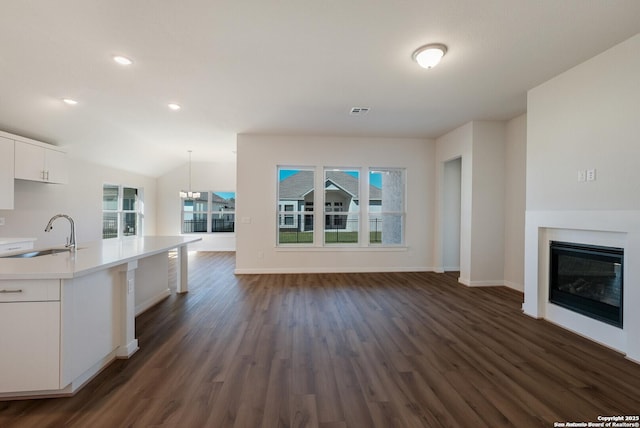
[{"left": 0, "top": 236, "right": 200, "bottom": 280}]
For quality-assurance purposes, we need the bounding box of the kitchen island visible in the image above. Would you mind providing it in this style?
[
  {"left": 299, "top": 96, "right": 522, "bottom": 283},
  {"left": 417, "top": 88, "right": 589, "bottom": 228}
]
[{"left": 0, "top": 236, "right": 200, "bottom": 400}]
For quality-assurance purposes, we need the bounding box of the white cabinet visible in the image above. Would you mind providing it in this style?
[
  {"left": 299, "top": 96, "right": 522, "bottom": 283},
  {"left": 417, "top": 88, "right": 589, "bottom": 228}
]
[
  {"left": 0, "top": 136, "right": 14, "bottom": 209},
  {"left": 14, "top": 140, "right": 68, "bottom": 184},
  {"left": 0, "top": 280, "right": 61, "bottom": 393}
]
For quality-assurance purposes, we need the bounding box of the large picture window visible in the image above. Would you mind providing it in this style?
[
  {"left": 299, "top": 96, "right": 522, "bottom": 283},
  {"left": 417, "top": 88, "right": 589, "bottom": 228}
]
[
  {"left": 182, "top": 192, "right": 235, "bottom": 233},
  {"left": 276, "top": 166, "right": 406, "bottom": 247},
  {"left": 102, "top": 184, "right": 143, "bottom": 239},
  {"left": 277, "top": 167, "right": 314, "bottom": 245}
]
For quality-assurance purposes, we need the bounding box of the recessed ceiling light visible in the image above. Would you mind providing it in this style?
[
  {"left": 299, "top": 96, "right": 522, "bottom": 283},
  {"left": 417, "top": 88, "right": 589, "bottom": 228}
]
[
  {"left": 168, "top": 103, "right": 181, "bottom": 111},
  {"left": 62, "top": 98, "right": 78, "bottom": 105},
  {"left": 412, "top": 43, "right": 448, "bottom": 69},
  {"left": 113, "top": 55, "right": 133, "bottom": 66}
]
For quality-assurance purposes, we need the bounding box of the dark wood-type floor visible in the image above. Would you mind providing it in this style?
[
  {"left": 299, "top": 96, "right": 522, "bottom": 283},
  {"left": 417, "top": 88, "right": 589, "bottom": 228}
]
[{"left": 1, "top": 252, "right": 639, "bottom": 427}]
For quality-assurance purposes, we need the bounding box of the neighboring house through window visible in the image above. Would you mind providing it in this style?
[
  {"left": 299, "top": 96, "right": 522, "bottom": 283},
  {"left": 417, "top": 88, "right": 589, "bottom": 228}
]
[
  {"left": 102, "top": 184, "right": 143, "bottom": 239},
  {"left": 182, "top": 192, "right": 235, "bottom": 233},
  {"left": 276, "top": 166, "right": 405, "bottom": 246},
  {"left": 324, "top": 168, "right": 360, "bottom": 244},
  {"left": 277, "top": 168, "right": 314, "bottom": 244},
  {"left": 211, "top": 192, "right": 236, "bottom": 232}
]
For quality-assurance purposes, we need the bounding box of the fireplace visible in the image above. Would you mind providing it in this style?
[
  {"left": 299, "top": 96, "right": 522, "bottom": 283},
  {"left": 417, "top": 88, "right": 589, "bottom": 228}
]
[{"left": 549, "top": 241, "right": 623, "bottom": 328}]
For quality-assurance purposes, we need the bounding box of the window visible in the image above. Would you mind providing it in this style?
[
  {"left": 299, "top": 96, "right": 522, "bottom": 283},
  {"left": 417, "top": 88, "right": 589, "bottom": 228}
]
[
  {"left": 181, "top": 192, "right": 235, "bottom": 233},
  {"left": 211, "top": 192, "right": 236, "bottom": 232},
  {"left": 324, "top": 168, "right": 359, "bottom": 244},
  {"left": 283, "top": 204, "right": 294, "bottom": 225},
  {"left": 275, "top": 166, "right": 405, "bottom": 247},
  {"left": 102, "top": 184, "right": 143, "bottom": 239},
  {"left": 182, "top": 193, "right": 208, "bottom": 233},
  {"left": 369, "top": 168, "right": 405, "bottom": 245},
  {"left": 277, "top": 167, "right": 314, "bottom": 244}
]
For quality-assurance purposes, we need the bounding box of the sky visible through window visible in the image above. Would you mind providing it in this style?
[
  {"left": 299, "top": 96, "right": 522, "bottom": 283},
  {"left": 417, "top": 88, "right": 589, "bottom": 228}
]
[
  {"left": 214, "top": 192, "right": 235, "bottom": 200},
  {"left": 279, "top": 169, "right": 382, "bottom": 188}
]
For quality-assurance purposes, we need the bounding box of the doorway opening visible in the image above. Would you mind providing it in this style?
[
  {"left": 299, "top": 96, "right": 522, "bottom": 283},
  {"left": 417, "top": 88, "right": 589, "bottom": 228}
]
[{"left": 442, "top": 157, "right": 461, "bottom": 271}]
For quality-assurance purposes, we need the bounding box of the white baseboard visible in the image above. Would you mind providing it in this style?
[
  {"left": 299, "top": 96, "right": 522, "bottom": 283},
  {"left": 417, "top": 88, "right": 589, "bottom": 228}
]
[
  {"left": 503, "top": 280, "right": 524, "bottom": 292},
  {"left": 457, "top": 277, "right": 504, "bottom": 287},
  {"left": 234, "top": 266, "right": 436, "bottom": 274},
  {"left": 116, "top": 340, "right": 139, "bottom": 359},
  {"left": 467, "top": 279, "right": 505, "bottom": 287}
]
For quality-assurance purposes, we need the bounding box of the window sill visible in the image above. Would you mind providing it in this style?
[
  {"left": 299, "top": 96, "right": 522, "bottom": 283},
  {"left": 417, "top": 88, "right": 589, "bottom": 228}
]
[
  {"left": 276, "top": 245, "right": 407, "bottom": 252},
  {"left": 180, "top": 232, "right": 236, "bottom": 236}
]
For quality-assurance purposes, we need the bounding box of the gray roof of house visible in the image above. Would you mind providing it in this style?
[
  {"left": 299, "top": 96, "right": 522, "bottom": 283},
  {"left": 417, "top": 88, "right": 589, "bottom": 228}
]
[
  {"left": 279, "top": 170, "right": 382, "bottom": 199},
  {"left": 212, "top": 192, "right": 233, "bottom": 204},
  {"left": 211, "top": 192, "right": 235, "bottom": 208}
]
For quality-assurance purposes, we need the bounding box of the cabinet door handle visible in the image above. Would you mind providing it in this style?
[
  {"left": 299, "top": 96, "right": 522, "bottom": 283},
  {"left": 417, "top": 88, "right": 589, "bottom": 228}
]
[
  {"left": 46, "top": 170, "right": 50, "bottom": 181},
  {"left": 0, "top": 289, "right": 23, "bottom": 294}
]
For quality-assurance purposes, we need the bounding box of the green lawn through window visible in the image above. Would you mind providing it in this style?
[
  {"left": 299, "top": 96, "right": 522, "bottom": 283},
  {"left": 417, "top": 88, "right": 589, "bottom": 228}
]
[{"left": 278, "top": 231, "right": 382, "bottom": 244}]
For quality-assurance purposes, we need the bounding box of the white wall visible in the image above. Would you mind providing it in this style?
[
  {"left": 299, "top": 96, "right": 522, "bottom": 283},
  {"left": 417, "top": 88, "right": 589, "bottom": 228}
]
[
  {"left": 235, "top": 135, "right": 435, "bottom": 273},
  {"left": 156, "top": 161, "right": 237, "bottom": 251},
  {"left": 503, "top": 114, "right": 526, "bottom": 291},
  {"left": 527, "top": 34, "right": 640, "bottom": 211},
  {"left": 524, "top": 34, "right": 640, "bottom": 361},
  {"left": 435, "top": 121, "right": 507, "bottom": 286},
  {"left": 0, "top": 158, "right": 157, "bottom": 248},
  {"left": 470, "top": 121, "right": 506, "bottom": 286}
]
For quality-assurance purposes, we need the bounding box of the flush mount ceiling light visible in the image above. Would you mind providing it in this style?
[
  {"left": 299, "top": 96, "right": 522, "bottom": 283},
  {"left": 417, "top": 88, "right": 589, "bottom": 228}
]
[
  {"left": 168, "top": 103, "right": 181, "bottom": 111},
  {"left": 113, "top": 55, "right": 133, "bottom": 66},
  {"left": 179, "top": 150, "right": 200, "bottom": 199},
  {"left": 62, "top": 98, "right": 78, "bottom": 105},
  {"left": 412, "top": 43, "right": 448, "bottom": 69}
]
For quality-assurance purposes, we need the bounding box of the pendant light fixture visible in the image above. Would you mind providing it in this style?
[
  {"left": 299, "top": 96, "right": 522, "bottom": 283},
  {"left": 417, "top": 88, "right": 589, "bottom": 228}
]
[{"left": 179, "top": 150, "right": 201, "bottom": 199}]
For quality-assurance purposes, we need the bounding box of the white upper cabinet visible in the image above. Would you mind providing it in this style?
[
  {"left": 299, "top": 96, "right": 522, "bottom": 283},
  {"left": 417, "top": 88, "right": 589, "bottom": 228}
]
[
  {"left": 0, "top": 136, "right": 14, "bottom": 209},
  {"left": 14, "top": 139, "right": 68, "bottom": 184}
]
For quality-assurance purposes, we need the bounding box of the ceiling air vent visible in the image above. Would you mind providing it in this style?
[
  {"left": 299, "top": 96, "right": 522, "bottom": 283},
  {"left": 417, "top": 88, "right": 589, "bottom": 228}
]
[{"left": 349, "top": 107, "right": 370, "bottom": 115}]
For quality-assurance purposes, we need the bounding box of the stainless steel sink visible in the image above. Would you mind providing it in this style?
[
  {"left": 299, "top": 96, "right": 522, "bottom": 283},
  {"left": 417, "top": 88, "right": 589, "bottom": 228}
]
[{"left": 2, "top": 248, "right": 75, "bottom": 258}]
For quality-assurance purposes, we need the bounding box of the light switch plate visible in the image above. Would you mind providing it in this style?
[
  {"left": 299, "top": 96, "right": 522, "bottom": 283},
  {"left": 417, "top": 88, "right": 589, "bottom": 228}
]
[
  {"left": 577, "top": 170, "right": 586, "bottom": 182},
  {"left": 586, "top": 169, "right": 596, "bottom": 181}
]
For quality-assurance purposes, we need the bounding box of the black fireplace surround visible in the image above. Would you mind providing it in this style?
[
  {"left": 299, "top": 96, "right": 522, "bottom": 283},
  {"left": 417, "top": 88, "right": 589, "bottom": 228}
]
[{"left": 549, "top": 241, "right": 623, "bottom": 328}]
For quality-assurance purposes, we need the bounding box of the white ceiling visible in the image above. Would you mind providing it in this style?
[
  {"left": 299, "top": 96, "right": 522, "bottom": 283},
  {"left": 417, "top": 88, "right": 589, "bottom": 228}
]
[{"left": 1, "top": 1, "right": 639, "bottom": 177}]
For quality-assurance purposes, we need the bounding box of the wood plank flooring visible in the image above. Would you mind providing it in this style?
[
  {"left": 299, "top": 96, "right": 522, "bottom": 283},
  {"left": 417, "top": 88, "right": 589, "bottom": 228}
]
[{"left": 1, "top": 251, "right": 639, "bottom": 427}]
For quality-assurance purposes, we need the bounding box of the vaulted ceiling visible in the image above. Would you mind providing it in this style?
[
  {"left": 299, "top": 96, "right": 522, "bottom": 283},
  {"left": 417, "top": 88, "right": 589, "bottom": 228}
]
[{"left": 1, "top": 1, "right": 639, "bottom": 176}]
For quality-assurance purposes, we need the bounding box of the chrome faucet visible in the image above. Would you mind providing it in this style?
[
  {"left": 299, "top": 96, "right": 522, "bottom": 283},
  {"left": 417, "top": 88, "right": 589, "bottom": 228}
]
[{"left": 45, "top": 214, "right": 77, "bottom": 249}]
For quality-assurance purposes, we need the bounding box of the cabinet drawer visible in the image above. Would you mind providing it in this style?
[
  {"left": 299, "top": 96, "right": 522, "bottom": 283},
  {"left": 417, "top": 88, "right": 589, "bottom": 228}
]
[{"left": 0, "top": 280, "right": 60, "bottom": 302}]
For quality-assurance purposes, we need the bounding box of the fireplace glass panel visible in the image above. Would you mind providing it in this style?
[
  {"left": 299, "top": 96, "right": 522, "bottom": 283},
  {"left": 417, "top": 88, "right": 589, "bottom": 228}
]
[{"left": 549, "top": 241, "right": 623, "bottom": 328}]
